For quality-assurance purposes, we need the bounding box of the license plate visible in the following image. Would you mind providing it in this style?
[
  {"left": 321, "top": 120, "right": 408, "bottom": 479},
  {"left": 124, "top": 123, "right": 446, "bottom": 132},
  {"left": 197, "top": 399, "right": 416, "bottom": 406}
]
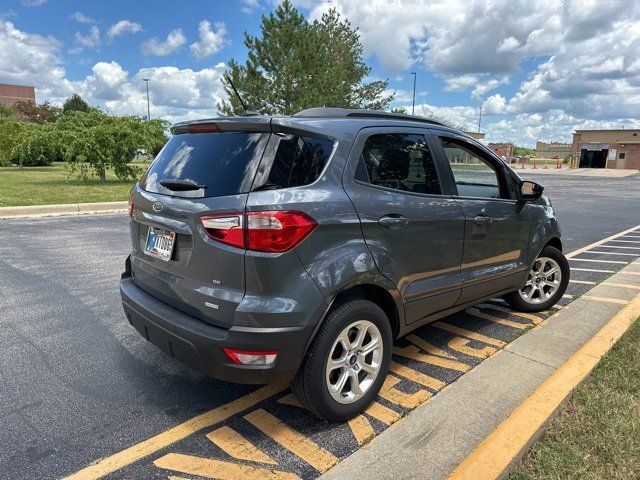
[{"left": 144, "top": 227, "right": 175, "bottom": 261}]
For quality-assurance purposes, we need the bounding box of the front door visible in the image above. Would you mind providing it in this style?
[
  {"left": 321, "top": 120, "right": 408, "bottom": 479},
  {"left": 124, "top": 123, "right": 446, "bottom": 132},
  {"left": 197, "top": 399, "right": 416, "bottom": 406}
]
[
  {"left": 433, "top": 134, "right": 531, "bottom": 304},
  {"left": 343, "top": 128, "right": 465, "bottom": 324}
]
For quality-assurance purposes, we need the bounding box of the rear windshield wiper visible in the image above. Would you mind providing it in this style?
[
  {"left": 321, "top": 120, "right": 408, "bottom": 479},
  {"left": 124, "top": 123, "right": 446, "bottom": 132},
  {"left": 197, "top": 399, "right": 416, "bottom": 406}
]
[{"left": 160, "top": 179, "right": 207, "bottom": 191}]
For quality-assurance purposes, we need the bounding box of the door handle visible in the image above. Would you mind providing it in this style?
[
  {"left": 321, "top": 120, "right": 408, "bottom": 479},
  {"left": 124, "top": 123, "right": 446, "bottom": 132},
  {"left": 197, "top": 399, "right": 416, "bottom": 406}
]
[
  {"left": 473, "top": 214, "right": 493, "bottom": 225},
  {"left": 378, "top": 215, "right": 409, "bottom": 229}
]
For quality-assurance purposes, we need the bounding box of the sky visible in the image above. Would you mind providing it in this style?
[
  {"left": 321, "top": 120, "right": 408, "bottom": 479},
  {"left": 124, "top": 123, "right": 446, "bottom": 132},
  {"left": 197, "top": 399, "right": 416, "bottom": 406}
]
[{"left": 1, "top": 0, "right": 639, "bottom": 147}]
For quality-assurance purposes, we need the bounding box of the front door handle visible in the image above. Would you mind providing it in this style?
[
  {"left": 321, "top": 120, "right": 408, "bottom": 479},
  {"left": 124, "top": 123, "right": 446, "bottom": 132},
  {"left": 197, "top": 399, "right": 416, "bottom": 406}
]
[
  {"left": 473, "top": 214, "right": 493, "bottom": 225},
  {"left": 378, "top": 214, "right": 409, "bottom": 229}
]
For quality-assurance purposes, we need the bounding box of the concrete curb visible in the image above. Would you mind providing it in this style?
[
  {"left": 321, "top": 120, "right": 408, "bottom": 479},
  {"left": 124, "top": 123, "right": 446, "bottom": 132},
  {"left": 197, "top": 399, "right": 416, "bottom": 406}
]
[
  {"left": 320, "top": 259, "right": 640, "bottom": 480},
  {"left": 0, "top": 201, "right": 128, "bottom": 219}
]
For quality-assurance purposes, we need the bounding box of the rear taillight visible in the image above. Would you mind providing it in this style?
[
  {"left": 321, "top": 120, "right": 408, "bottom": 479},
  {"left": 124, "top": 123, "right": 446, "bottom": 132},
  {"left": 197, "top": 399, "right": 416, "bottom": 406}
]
[
  {"left": 223, "top": 348, "right": 279, "bottom": 366},
  {"left": 188, "top": 123, "right": 220, "bottom": 133},
  {"left": 200, "top": 211, "right": 316, "bottom": 252},
  {"left": 201, "top": 214, "right": 244, "bottom": 248}
]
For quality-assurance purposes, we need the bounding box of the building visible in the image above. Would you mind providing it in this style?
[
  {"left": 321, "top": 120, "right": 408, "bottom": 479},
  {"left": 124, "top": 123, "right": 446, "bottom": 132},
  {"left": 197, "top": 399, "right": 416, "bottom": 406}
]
[
  {"left": 571, "top": 129, "right": 640, "bottom": 169},
  {"left": 0, "top": 83, "right": 35, "bottom": 108},
  {"left": 488, "top": 143, "right": 514, "bottom": 163},
  {"left": 536, "top": 141, "right": 571, "bottom": 159}
]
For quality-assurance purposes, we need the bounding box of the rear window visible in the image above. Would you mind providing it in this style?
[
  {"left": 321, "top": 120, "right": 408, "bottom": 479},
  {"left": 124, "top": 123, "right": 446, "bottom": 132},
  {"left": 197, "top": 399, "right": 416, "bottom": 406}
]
[
  {"left": 140, "top": 132, "right": 268, "bottom": 198},
  {"left": 253, "top": 134, "right": 334, "bottom": 190}
]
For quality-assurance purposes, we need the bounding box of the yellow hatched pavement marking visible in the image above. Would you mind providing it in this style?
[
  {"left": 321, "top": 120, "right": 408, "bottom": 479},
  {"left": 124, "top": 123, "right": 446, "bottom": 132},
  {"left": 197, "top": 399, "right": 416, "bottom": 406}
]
[
  {"left": 406, "top": 334, "right": 454, "bottom": 358},
  {"left": 206, "top": 426, "right": 276, "bottom": 465},
  {"left": 433, "top": 322, "right": 506, "bottom": 348},
  {"left": 475, "top": 303, "right": 544, "bottom": 325},
  {"left": 154, "top": 453, "right": 299, "bottom": 480},
  {"left": 447, "top": 337, "right": 496, "bottom": 358},
  {"left": 570, "top": 267, "right": 615, "bottom": 273},
  {"left": 466, "top": 307, "right": 529, "bottom": 330},
  {"left": 565, "top": 224, "right": 640, "bottom": 258},
  {"left": 365, "top": 401, "right": 402, "bottom": 425},
  {"left": 378, "top": 375, "right": 431, "bottom": 409},
  {"left": 393, "top": 344, "right": 470, "bottom": 372},
  {"left": 389, "top": 360, "right": 445, "bottom": 390},
  {"left": 347, "top": 415, "right": 375, "bottom": 446},
  {"left": 581, "top": 295, "right": 629, "bottom": 305},
  {"left": 569, "top": 258, "right": 627, "bottom": 264},
  {"left": 244, "top": 409, "right": 338, "bottom": 473},
  {"left": 64, "top": 384, "right": 286, "bottom": 480},
  {"left": 569, "top": 279, "right": 596, "bottom": 285},
  {"left": 277, "top": 394, "right": 302, "bottom": 408},
  {"left": 602, "top": 282, "right": 640, "bottom": 290}
]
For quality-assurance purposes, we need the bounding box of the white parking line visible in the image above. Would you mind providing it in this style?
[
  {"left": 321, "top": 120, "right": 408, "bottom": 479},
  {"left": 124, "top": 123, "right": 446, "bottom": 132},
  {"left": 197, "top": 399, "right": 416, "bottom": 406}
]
[
  {"left": 598, "top": 245, "right": 640, "bottom": 250},
  {"left": 566, "top": 225, "right": 640, "bottom": 258},
  {"left": 570, "top": 268, "right": 615, "bottom": 273},
  {"left": 584, "top": 251, "right": 640, "bottom": 256}
]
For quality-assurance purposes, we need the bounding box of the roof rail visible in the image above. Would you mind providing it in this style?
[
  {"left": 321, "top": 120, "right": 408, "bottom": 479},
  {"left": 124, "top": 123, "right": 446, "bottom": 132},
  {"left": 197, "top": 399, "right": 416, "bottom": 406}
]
[{"left": 293, "top": 107, "right": 446, "bottom": 127}]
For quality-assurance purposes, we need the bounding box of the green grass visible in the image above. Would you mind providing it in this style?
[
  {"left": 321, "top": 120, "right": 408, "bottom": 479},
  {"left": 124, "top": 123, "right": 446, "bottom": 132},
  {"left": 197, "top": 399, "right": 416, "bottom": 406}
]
[
  {"left": 0, "top": 163, "right": 141, "bottom": 206},
  {"left": 511, "top": 316, "right": 640, "bottom": 480}
]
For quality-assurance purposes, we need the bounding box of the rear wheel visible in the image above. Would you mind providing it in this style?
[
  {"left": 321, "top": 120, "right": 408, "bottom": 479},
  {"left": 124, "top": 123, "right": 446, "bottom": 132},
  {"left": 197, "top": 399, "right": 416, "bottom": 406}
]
[
  {"left": 291, "top": 299, "right": 392, "bottom": 421},
  {"left": 503, "top": 245, "right": 569, "bottom": 312}
]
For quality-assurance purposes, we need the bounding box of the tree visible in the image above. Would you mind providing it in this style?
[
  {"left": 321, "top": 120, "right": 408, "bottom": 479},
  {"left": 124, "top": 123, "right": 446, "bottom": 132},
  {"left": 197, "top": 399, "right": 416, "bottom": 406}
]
[
  {"left": 218, "top": 0, "right": 393, "bottom": 115},
  {"left": 390, "top": 107, "right": 407, "bottom": 114},
  {"left": 62, "top": 94, "right": 91, "bottom": 114},
  {"left": 11, "top": 100, "right": 60, "bottom": 123}
]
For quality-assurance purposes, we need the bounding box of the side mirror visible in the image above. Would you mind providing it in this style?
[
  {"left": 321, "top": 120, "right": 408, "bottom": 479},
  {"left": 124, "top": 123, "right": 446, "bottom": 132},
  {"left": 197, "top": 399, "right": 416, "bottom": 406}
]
[{"left": 519, "top": 180, "right": 544, "bottom": 202}]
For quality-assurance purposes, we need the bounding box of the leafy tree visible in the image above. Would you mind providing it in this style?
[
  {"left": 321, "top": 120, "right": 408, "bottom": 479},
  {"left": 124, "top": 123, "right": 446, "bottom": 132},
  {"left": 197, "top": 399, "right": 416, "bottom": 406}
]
[
  {"left": 390, "top": 107, "right": 407, "bottom": 114},
  {"left": 219, "top": 0, "right": 393, "bottom": 115},
  {"left": 62, "top": 94, "right": 91, "bottom": 114},
  {"left": 11, "top": 100, "right": 60, "bottom": 123}
]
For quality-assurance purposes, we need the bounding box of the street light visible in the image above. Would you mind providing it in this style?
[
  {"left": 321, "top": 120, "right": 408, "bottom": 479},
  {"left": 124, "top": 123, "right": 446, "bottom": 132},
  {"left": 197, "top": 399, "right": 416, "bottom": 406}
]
[
  {"left": 477, "top": 104, "right": 483, "bottom": 133},
  {"left": 410, "top": 72, "right": 417, "bottom": 115},
  {"left": 143, "top": 78, "right": 150, "bottom": 120}
]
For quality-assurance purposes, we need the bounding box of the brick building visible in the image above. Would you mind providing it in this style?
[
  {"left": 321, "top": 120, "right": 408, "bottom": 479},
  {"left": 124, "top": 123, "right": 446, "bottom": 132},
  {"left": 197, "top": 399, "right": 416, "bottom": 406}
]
[
  {"left": 536, "top": 141, "right": 571, "bottom": 159},
  {"left": 0, "top": 83, "right": 35, "bottom": 108},
  {"left": 571, "top": 129, "right": 640, "bottom": 170},
  {"left": 488, "top": 143, "right": 514, "bottom": 163}
]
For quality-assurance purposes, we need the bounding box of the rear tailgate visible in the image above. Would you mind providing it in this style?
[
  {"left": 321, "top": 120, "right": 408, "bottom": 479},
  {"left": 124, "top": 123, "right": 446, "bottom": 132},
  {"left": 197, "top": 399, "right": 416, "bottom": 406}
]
[{"left": 129, "top": 123, "right": 270, "bottom": 329}]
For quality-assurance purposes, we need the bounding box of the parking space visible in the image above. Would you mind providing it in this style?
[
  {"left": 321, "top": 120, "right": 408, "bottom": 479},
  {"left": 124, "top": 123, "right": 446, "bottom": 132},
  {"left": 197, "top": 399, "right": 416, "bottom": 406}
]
[{"left": 0, "top": 173, "right": 638, "bottom": 480}]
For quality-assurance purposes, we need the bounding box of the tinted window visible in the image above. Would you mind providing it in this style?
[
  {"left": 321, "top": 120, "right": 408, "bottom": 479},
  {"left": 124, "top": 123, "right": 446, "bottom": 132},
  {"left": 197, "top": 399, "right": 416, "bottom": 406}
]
[
  {"left": 357, "top": 133, "right": 441, "bottom": 195},
  {"left": 140, "top": 132, "right": 268, "bottom": 198},
  {"left": 255, "top": 135, "right": 334, "bottom": 190},
  {"left": 439, "top": 138, "right": 503, "bottom": 199}
]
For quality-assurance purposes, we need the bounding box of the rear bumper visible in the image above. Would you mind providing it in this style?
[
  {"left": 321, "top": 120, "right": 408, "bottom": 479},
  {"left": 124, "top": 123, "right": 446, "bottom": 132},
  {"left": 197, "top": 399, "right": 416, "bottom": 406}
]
[{"left": 120, "top": 277, "right": 313, "bottom": 384}]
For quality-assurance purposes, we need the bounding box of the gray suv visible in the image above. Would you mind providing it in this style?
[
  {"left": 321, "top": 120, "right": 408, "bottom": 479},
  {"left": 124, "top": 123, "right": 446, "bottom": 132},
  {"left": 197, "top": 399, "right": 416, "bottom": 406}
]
[{"left": 120, "top": 108, "right": 569, "bottom": 420}]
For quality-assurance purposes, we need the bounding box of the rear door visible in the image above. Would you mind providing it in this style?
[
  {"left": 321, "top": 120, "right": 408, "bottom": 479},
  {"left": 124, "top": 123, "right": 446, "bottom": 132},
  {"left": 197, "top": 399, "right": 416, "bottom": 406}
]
[
  {"left": 343, "top": 127, "right": 465, "bottom": 324},
  {"left": 431, "top": 133, "right": 531, "bottom": 304},
  {"left": 130, "top": 123, "right": 270, "bottom": 328}
]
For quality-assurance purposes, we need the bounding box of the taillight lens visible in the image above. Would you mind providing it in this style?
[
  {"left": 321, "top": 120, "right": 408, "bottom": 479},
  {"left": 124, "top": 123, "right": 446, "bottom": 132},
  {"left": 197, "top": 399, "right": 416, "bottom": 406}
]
[
  {"left": 247, "top": 211, "right": 317, "bottom": 253},
  {"left": 200, "top": 211, "right": 316, "bottom": 252},
  {"left": 223, "top": 348, "right": 279, "bottom": 365},
  {"left": 201, "top": 214, "right": 244, "bottom": 248},
  {"left": 188, "top": 123, "right": 220, "bottom": 133}
]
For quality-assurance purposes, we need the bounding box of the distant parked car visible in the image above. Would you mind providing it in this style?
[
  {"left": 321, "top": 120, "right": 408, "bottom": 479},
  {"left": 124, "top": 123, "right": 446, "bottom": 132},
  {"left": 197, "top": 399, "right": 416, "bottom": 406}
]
[{"left": 120, "top": 108, "right": 569, "bottom": 420}]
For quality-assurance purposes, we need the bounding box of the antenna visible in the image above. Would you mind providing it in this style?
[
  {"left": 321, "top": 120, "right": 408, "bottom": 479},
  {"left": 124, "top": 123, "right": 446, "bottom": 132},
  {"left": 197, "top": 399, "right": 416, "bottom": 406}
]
[{"left": 225, "top": 75, "right": 248, "bottom": 112}]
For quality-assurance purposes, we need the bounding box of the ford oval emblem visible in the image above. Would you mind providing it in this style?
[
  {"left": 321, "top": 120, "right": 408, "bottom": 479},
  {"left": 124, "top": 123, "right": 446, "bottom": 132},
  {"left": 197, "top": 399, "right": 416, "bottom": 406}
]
[{"left": 152, "top": 201, "right": 164, "bottom": 212}]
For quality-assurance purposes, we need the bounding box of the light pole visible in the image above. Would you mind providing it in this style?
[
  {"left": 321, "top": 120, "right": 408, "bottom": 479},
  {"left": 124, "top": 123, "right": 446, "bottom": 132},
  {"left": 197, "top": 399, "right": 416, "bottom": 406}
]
[
  {"left": 410, "top": 72, "right": 417, "bottom": 115},
  {"left": 477, "top": 104, "right": 483, "bottom": 133},
  {"left": 143, "top": 78, "right": 150, "bottom": 120}
]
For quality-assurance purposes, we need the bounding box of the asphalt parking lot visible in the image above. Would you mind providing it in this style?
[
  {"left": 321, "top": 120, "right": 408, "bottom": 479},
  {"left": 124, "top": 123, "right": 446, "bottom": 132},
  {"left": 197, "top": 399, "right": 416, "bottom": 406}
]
[{"left": 1, "top": 173, "right": 639, "bottom": 480}]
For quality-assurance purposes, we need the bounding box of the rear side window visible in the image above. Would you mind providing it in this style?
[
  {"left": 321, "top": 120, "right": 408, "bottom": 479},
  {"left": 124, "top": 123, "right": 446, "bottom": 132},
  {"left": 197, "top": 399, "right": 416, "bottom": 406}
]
[
  {"left": 254, "top": 135, "right": 334, "bottom": 190},
  {"left": 355, "top": 133, "right": 441, "bottom": 195},
  {"left": 140, "top": 132, "right": 268, "bottom": 198}
]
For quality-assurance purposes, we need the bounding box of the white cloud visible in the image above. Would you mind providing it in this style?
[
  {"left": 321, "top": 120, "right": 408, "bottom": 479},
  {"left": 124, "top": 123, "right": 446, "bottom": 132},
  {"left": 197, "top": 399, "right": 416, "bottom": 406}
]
[
  {"left": 442, "top": 74, "right": 478, "bottom": 92},
  {"left": 141, "top": 29, "right": 186, "bottom": 56},
  {"left": 21, "top": 0, "right": 46, "bottom": 6},
  {"left": 70, "top": 12, "right": 95, "bottom": 24},
  {"left": 242, "top": 0, "right": 260, "bottom": 14},
  {"left": 107, "top": 20, "right": 143, "bottom": 39},
  {"left": 75, "top": 25, "right": 101, "bottom": 48},
  {"left": 190, "top": 20, "right": 228, "bottom": 60}
]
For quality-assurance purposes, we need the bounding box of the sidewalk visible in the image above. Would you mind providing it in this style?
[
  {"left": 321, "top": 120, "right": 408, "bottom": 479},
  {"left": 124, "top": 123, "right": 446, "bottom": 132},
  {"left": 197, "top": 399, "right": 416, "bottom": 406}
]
[
  {"left": 320, "top": 260, "right": 640, "bottom": 480},
  {"left": 512, "top": 166, "right": 638, "bottom": 177},
  {"left": 0, "top": 201, "right": 128, "bottom": 218}
]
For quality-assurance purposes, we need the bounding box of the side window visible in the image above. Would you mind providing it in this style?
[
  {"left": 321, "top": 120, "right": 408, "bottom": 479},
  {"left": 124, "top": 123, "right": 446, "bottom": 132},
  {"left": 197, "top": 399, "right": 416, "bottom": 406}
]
[
  {"left": 439, "top": 137, "right": 505, "bottom": 199},
  {"left": 256, "top": 135, "right": 334, "bottom": 190},
  {"left": 356, "top": 133, "right": 441, "bottom": 195}
]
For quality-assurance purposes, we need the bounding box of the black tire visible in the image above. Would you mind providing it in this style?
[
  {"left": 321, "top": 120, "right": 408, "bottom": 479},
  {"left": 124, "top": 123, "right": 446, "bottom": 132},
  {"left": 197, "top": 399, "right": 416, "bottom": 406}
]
[
  {"left": 291, "top": 299, "right": 392, "bottom": 422},
  {"left": 503, "top": 245, "right": 570, "bottom": 312}
]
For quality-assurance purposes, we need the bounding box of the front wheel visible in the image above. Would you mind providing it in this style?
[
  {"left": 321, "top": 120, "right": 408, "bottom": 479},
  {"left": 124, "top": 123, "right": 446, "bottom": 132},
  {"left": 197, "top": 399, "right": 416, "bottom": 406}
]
[
  {"left": 291, "top": 299, "right": 392, "bottom": 421},
  {"left": 503, "top": 245, "right": 570, "bottom": 312}
]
